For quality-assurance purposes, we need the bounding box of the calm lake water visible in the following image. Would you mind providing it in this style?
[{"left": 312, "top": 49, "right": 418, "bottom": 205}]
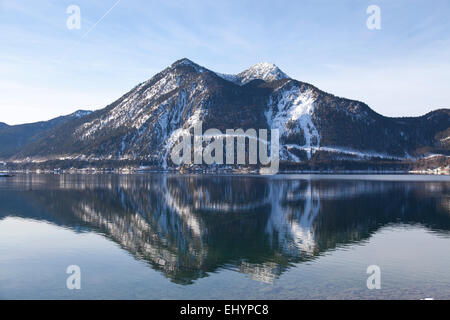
[{"left": 0, "top": 174, "right": 449, "bottom": 300}]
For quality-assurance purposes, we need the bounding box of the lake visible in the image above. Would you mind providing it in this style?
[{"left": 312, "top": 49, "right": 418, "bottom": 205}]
[{"left": 0, "top": 174, "right": 449, "bottom": 299}]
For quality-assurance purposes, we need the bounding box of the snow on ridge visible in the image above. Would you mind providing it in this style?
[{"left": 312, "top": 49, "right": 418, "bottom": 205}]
[
  {"left": 238, "top": 62, "right": 289, "bottom": 84},
  {"left": 215, "top": 72, "right": 241, "bottom": 85},
  {"left": 72, "top": 110, "right": 92, "bottom": 118},
  {"left": 216, "top": 62, "right": 289, "bottom": 85}
]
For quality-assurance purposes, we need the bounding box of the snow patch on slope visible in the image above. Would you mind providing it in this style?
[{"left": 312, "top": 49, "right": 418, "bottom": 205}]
[
  {"left": 285, "top": 145, "right": 406, "bottom": 160},
  {"left": 163, "top": 108, "right": 206, "bottom": 168},
  {"left": 266, "top": 83, "right": 320, "bottom": 160},
  {"left": 78, "top": 73, "right": 181, "bottom": 140}
]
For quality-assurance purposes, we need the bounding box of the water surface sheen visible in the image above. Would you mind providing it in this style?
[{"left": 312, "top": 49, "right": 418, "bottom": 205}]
[{"left": 0, "top": 174, "right": 449, "bottom": 299}]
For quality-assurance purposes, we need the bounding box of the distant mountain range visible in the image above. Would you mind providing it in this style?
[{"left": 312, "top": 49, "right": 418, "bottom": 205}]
[
  {"left": 0, "top": 110, "right": 92, "bottom": 159},
  {"left": 1, "top": 58, "right": 449, "bottom": 172}
]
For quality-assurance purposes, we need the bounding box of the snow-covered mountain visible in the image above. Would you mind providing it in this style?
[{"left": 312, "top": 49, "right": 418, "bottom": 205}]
[{"left": 1, "top": 58, "right": 449, "bottom": 171}]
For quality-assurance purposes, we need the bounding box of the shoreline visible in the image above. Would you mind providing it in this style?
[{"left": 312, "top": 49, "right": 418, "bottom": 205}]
[{"left": 1, "top": 169, "right": 448, "bottom": 176}]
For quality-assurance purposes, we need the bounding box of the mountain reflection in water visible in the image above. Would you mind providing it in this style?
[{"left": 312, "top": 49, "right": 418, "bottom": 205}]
[{"left": 0, "top": 174, "right": 449, "bottom": 285}]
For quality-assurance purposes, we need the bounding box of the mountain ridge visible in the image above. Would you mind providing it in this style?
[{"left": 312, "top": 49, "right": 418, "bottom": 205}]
[
  {"left": 1, "top": 58, "right": 449, "bottom": 172},
  {"left": 0, "top": 109, "right": 92, "bottom": 159}
]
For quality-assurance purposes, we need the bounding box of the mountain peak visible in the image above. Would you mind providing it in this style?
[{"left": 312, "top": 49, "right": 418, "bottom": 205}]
[
  {"left": 248, "top": 62, "right": 280, "bottom": 71},
  {"left": 170, "top": 58, "right": 209, "bottom": 74},
  {"left": 215, "top": 62, "right": 290, "bottom": 85},
  {"left": 171, "top": 58, "right": 196, "bottom": 67},
  {"left": 237, "top": 62, "right": 289, "bottom": 84}
]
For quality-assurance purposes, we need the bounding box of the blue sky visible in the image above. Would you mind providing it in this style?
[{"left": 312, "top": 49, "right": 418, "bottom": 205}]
[{"left": 1, "top": 0, "right": 450, "bottom": 125}]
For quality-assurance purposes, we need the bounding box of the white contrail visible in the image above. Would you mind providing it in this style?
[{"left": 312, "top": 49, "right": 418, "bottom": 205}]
[{"left": 56, "top": 0, "right": 122, "bottom": 64}]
